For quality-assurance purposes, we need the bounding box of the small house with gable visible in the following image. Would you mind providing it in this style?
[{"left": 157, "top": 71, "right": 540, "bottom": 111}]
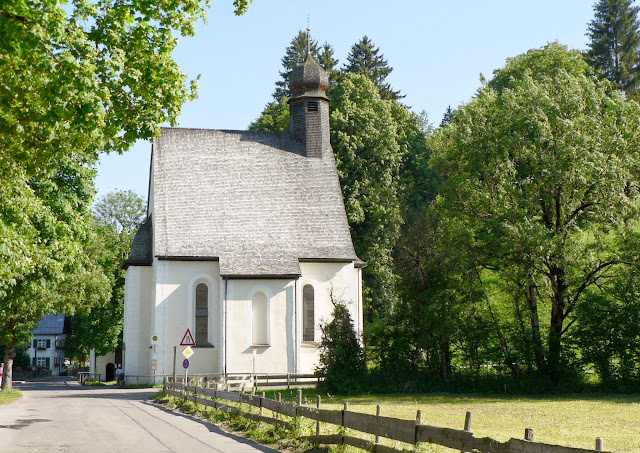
[
  {"left": 27, "top": 314, "right": 69, "bottom": 376},
  {"left": 122, "top": 54, "right": 364, "bottom": 379}
]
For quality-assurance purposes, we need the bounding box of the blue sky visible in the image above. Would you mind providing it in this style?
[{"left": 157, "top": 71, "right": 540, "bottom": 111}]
[{"left": 95, "top": 0, "right": 596, "bottom": 200}]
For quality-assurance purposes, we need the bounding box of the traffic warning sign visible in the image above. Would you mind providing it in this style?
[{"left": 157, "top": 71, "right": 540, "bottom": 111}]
[{"left": 180, "top": 328, "right": 195, "bottom": 346}]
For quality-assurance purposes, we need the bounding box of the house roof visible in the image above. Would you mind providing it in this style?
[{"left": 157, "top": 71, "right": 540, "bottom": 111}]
[
  {"left": 32, "top": 314, "right": 65, "bottom": 335},
  {"left": 147, "top": 128, "right": 361, "bottom": 276}
]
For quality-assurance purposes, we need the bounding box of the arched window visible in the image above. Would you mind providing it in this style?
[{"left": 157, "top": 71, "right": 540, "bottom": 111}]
[
  {"left": 252, "top": 292, "right": 268, "bottom": 345},
  {"left": 302, "top": 284, "right": 315, "bottom": 342},
  {"left": 195, "top": 283, "right": 208, "bottom": 345}
]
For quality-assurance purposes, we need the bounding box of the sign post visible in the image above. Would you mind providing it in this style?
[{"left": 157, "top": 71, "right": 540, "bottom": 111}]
[
  {"left": 252, "top": 348, "right": 257, "bottom": 387},
  {"left": 180, "top": 329, "right": 196, "bottom": 384},
  {"left": 182, "top": 346, "right": 194, "bottom": 384},
  {"left": 183, "top": 358, "right": 189, "bottom": 384}
]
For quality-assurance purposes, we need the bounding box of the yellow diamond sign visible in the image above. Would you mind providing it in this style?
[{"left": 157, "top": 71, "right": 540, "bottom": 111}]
[{"left": 182, "top": 346, "right": 194, "bottom": 359}]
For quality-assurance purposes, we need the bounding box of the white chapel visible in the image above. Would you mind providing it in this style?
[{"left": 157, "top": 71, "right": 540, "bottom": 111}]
[{"left": 122, "top": 54, "right": 364, "bottom": 379}]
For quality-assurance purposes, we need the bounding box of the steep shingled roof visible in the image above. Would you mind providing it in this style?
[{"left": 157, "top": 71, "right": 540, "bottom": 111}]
[{"left": 150, "top": 128, "right": 361, "bottom": 276}]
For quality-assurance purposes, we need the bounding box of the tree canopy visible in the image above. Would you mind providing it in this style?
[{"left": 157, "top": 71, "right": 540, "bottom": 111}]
[
  {"left": 431, "top": 43, "right": 640, "bottom": 379},
  {"left": 586, "top": 0, "right": 640, "bottom": 96},
  {"left": 66, "top": 191, "right": 147, "bottom": 360},
  {"left": 0, "top": 0, "right": 215, "bottom": 390},
  {"left": 343, "top": 36, "right": 402, "bottom": 100}
]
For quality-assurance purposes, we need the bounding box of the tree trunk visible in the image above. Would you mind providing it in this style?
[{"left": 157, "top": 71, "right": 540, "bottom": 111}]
[
  {"left": 2, "top": 344, "right": 15, "bottom": 391},
  {"left": 548, "top": 267, "right": 566, "bottom": 380},
  {"left": 440, "top": 340, "right": 451, "bottom": 384},
  {"left": 526, "top": 274, "right": 547, "bottom": 374}
]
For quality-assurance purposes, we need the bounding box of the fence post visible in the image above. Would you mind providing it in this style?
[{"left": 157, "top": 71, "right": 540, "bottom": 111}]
[
  {"left": 415, "top": 410, "right": 423, "bottom": 446},
  {"left": 525, "top": 428, "right": 534, "bottom": 441},
  {"left": 464, "top": 412, "right": 472, "bottom": 431},
  {"left": 596, "top": 437, "right": 603, "bottom": 451},
  {"left": 287, "top": 373, "right": 290, "bottom": 390},
  {"left": 297, "top": 389, "right": 302, "bottom": 407},
  {"left": 260, "top": 391, "right": 265, "bottom": 418},
  {"left": 459, "top": 412, "right": 473, "bottom": 453},
  {"left": 316, "top": 395, "right": 322, "bottom": 441},
  {"left": 375, "top": 405, "right": 382, "bottom": 444}
]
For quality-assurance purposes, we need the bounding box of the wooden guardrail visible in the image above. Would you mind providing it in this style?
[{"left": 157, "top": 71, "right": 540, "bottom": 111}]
[{"left": 163, "top": 381, "right": 610, "bottom": 453}]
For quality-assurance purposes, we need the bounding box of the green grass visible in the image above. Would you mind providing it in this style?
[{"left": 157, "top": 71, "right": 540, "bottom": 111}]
[
  {"left": 276, "top": 390, "right": 640, "bottom": 452},
  {"left": 161, "top": 388, "right": 640, "bottom": 452},
  {"left": 0, "top": 389, "right": 22, "bottom": 406}
]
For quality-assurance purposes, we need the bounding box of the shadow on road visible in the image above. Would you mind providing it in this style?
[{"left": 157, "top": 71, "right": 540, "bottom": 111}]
[{"left": 144, "top": 401, "right": 280, "bottom": 453}]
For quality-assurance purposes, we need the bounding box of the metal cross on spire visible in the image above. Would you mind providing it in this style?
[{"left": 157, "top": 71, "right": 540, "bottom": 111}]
[{"left": 306, "top": 14, "right": 311, "bottom": 57}]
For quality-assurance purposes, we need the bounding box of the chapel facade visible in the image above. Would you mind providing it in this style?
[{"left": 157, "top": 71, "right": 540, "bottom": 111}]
[{"left": 122, "top": 54, "right": 364, "bottom": 380}]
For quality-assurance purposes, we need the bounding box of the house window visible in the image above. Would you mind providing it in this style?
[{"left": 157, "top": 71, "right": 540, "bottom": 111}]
[
  {"left": 252, "top": 292, "right": 268, "bottom": 346},
  {"left": 33, "top": 339, "right": 50, "bottom": 349},
  {"left": 303, "top": 284, "right": 315, "bottom": 342},
  {"left": 307, "top": 101, "right": 319, "bottom": 112},
  {"left": 35, "top": 357, "right": 50, "bottom": 367},
  {"left": 195, "top": 283, "right": 208, "bottom": 345}
]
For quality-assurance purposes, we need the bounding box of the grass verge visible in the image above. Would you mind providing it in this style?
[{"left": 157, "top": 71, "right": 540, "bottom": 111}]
[
  {"left": 156, "top": 388, "right": 640, "bottom": 452},
  {"left": 0, "top": 389, "right": 23, "bottom": 406}
]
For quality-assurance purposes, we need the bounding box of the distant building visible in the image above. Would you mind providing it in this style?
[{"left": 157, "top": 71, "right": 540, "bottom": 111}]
[
  {"left": 122, "top": 54, "right": 364, "bottom": 380},
  {"left": 27, "top": 314, "right": 69, "bottom": 376}
]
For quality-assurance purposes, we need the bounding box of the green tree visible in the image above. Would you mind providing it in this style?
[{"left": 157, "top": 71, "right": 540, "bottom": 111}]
[
  {"left": 0, "top": 0, "right": 231, "bottom": 390},
  {"left": 586, "top": 0, "right": 640, "bottom": 96},
  {"left": 66, "top": 191, "right": 146, "bottom": 360},
  {"left": 330, "top": 74, "right": 407, "bottom": 327},
  {"left": 439, "top": 106, "right": 455, "bottom": 128},
  {"left": 0, "top": 156, "right": 111, "bottom": 390},
  {"left": 248, "top": 96, "right": 290, "bottom": 132},
  {"left": 431, "top": 43, "right": 640, "bottom": 380},
  {"left": 93, "top": 189, "right": 146, "bottom": 234},
  {"left": 316, "top": 297, "right": 366, "bottom": 394},
  {"left": 273, "top": 30, "right": 320, "bottom": 102},
  {"left": 342, "top": 36, "right": 402, "bottom": 100}
]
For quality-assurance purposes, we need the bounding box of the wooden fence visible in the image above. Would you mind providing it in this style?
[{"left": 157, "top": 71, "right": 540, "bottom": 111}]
[
  {"left": 164, "top": 381, "right": 611, "bottom": 453},
  {"left": 166, "top": 372, "right": 321, "bottom": 390}
]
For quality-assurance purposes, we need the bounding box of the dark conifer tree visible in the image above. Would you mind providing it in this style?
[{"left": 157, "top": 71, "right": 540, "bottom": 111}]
[
  {"left": 587, "top": 0, "right": 640, "bottom": 96},
  {"left": 317, "top": 41, "right": 340, "bottom": 94},
  {"left": 439, "top": 105, "right": 455, "bottom": 128},
  {"left": 343, "top": 36, "right": 403, "bottom": 100}
]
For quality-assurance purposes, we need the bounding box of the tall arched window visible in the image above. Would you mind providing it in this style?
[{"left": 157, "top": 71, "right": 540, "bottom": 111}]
[
  {"left": 302, "top": 284, "right": 315, "bottom": 342},
  {"left": 195, "top": 283, "right": 208, "bottom": 345},
  {"left": 252, "top": 292, "right": 268, "bottom": 345}
]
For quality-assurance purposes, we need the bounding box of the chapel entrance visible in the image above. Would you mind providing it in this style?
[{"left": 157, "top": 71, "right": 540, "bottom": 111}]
[{"left": 106, "top": 363, "right": 115, "bottom": 381}]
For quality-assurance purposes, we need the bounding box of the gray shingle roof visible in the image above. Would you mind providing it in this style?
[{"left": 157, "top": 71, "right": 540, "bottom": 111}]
[
  {"left": 33, "top": 314, "right": 65, "bottom": 335},
  {"left": 124, "top": 216, "right": 153, "bottom": 268},
  {"left": 151, "top": 128, "right": 361, "bottom": 276}
]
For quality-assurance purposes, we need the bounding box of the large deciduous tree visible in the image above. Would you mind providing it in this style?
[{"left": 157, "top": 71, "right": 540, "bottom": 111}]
[
  {"left": 586, "top": 0, "right": 640, "bottom": 96},
  {"left": 0, "top": 0, "right": 218, "bottom": 390},
  {"left": 66, "top": 191, "right": 147, "bottom": 361},
  {"left": 431, "top": 43, "right": 640, "bottom": 380}
]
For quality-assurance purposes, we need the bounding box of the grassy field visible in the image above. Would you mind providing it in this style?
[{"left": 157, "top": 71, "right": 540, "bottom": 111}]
[
  {"left": 0, "top": 389, "right": 22, "bottom": 406},
  {"left": 258, "top": 389, "right": 640, "bottom": 452}
]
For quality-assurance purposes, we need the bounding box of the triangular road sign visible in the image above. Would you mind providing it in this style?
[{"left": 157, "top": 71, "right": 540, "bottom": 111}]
[{"left": 180, "top": 328, "right": 196, "bottom": 346}]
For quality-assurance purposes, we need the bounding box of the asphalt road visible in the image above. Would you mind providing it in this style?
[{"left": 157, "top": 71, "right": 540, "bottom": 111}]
[{"left": 0, "top": 377, "right": 278, "bottom": 453}]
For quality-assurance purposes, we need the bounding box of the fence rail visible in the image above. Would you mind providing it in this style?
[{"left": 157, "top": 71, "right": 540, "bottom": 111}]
[{"left": 164, "top": 381, "right": 610, "bottom": 453}]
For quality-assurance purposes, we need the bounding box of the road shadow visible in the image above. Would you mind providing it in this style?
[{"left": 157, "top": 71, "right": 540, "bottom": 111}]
[{"left": 145, "top": 400, "right": 280, "bottom": 453}]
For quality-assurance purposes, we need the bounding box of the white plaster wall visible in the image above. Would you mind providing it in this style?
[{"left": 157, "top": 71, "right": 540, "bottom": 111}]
[
  {"left": 95, "top": 351, "right": 116, "bottom": 380},
  {"left": 154, "top": 261, "right": 221, "bottom": 377},
  {"left": 225, "top": 279, "right": 294, "bottom": 374},
  {"left": 123, "top": 266, "right": 152, "bottom": 376},
  {"left": 124, "top": 259, "right": 362, "bottom": 379},
  {"left": 298, "top": 262, "right": 362, "bottom": 374}
]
